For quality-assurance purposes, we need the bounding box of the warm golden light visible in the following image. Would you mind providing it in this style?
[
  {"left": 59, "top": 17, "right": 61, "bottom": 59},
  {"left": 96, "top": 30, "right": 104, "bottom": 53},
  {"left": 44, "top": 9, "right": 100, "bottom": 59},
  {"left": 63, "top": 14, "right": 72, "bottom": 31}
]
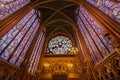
[
  {"left": 44, "top": 62, "right": 50, "bottom": 67},
  {"left": 70, "top": 47, "right": 78, "bottom": 54},
  {"left": 67, "top": 63, "right": 73, "bottom": 67}
]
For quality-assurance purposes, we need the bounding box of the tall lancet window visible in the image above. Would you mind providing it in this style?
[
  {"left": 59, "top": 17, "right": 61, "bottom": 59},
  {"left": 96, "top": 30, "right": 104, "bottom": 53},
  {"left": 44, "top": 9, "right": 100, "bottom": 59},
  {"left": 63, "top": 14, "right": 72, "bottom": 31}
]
[
  {"left": 28, "top": 30, "right": 45, "bottom": 74},
  {"left": 86, "top": 0, "right": 120, "bottom": 23},
  {"left": 0, "top": 0, "right": 30, "bottom": 21},
  {"left": 0, "top": 9, "right": 40, "bottom": 66},
  {"left": 77, "top": 6, "right": 114, "bottom": 64}
]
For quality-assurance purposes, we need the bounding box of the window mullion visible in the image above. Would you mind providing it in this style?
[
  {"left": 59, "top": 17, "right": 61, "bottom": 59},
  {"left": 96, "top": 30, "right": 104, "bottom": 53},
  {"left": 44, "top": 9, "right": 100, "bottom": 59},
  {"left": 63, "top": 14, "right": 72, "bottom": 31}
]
[
  {"left": 7, "top": 14, "right": 37, "bottom": 62},
  {"left": 0, "top": 11, "right": 35, "bottom": 56}
]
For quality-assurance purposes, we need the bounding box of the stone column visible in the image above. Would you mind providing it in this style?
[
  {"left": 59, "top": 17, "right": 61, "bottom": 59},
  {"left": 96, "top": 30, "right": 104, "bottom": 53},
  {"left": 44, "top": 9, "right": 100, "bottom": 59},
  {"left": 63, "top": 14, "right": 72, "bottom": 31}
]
[
  {"left": 81, "top": 1, "right": 120, "bottom": 48},
  {"left": 75, "top": 29, "right": 97, "bottom": 80},
  {"left": 0, "top": 4, "right": 32, "bottom": 38},
  {"left": 20, "top": 26, "right": 44, "bottom": 80}
]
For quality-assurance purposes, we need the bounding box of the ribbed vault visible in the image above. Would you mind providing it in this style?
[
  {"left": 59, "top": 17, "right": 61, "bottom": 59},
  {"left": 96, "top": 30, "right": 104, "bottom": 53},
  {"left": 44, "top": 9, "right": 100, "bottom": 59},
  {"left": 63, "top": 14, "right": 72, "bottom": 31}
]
[{"left": 30, "top": 0, "right": 83, "bottom": 38}]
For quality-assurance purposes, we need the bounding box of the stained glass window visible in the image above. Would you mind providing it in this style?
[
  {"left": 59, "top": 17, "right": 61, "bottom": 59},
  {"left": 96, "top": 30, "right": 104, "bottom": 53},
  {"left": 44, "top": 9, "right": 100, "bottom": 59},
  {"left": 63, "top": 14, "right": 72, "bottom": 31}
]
[
  {"left": 0, "top": 0, "right": 30, "bottom": 21},
  {"left": 86, "top": 0, "right": 120, "bottom": 23},
  {"left": 0, "top": 9, "right": 40, "bottom": 66},
  {"left": 46, "top": 35, "right": 73, "bottom": 54},
  {"left": 28, "top": 30, "right": 45, "bottom": 74},
  {"left": 77, "top": 6, "right": 114, "bottom": 64}
]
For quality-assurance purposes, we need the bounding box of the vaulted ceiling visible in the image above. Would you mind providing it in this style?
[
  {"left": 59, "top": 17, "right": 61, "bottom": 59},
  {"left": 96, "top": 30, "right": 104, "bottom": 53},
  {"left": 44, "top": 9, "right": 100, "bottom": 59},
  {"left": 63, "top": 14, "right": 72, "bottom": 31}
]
[{"left": 30, "top": 0, "right": 83, "bottom": 39}]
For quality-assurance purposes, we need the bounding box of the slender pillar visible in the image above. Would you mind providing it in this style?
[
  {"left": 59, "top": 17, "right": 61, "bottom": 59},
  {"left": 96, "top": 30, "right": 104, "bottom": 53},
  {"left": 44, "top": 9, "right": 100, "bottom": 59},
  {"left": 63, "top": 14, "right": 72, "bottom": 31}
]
[
  {"left": 75, "top": 29, "right": 97, "bottom": 80},
  {"left": 20, "top": 25, "right": 44, "bottom": 80},
  {"left": 0, "top": 4, "right": 32, "bottom": 38},
  {"left": 81, "top": 1, "right": 120, "bottom": 48}
]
